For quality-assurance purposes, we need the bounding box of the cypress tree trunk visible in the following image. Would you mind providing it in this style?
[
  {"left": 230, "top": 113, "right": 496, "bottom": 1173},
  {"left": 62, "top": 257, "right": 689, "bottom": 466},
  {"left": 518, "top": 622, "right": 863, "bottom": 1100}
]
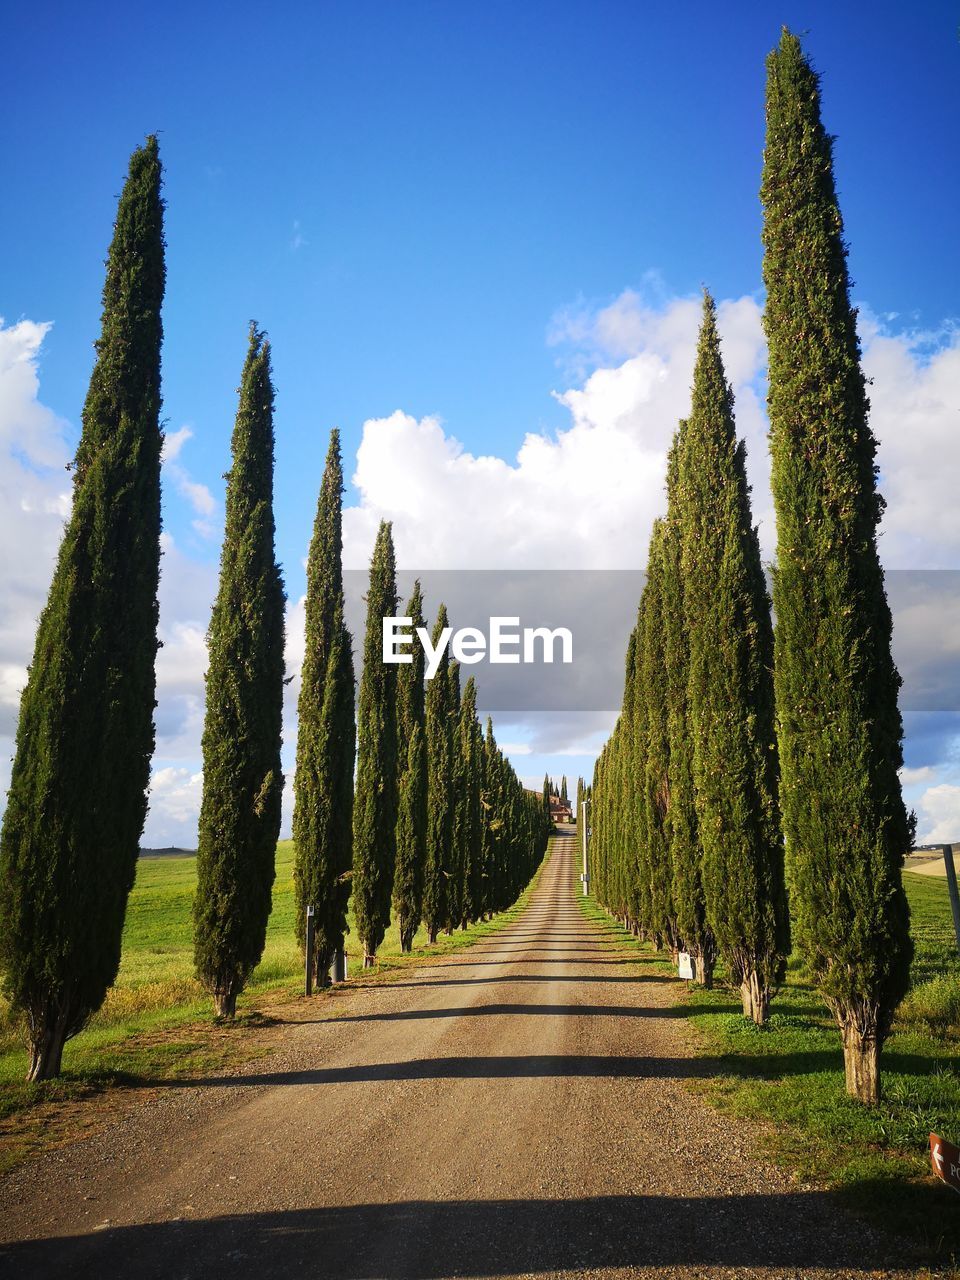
[
  {"left": 762, "top": 29, "right": 912, "bottom": 1098},
  {"left": 293, "top": 430, "right": 355, "bottom": 987},
  {"left": 681, "top": 294, "right": 789, "bottom": 1027},
  {"left": 351, "top": 522, "right": 399, "bottom": 965},
  {"left": 193, "top": 326, "right": 286, "bottom": 1018},
  {"left": 393, "top": 581, "right": 427, "bottom": 952},
  {"left": 423, "top": 605, "right": 453, "bottom": 944},
  {"left": 0, "top": 138, "right": 165, "bottom": 1080}
]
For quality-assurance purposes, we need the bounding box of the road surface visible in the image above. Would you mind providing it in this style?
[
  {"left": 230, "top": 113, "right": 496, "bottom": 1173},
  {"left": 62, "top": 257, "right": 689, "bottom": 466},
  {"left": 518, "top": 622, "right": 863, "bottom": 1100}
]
[{"left": 1, "top": 830, "right": 915, "bottom": 1278}]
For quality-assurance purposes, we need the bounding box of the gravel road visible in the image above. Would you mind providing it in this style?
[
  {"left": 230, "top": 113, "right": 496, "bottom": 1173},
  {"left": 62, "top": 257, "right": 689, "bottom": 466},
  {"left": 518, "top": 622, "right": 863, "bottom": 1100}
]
[{"left": 0, "top": 830, "right": 919, "bottom": 1279}]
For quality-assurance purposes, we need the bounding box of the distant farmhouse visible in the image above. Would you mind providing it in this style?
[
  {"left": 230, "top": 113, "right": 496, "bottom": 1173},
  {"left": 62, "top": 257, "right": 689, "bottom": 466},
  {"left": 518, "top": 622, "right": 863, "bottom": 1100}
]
[{"left": 549, "top": 794, "right": 573, "bottom": 824}]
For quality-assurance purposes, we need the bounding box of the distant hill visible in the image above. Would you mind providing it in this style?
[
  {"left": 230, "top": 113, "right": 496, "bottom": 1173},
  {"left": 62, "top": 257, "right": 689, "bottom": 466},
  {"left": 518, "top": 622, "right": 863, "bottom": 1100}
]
[{"left": 139, "top": 846, "right": 196, "bottom": 859}]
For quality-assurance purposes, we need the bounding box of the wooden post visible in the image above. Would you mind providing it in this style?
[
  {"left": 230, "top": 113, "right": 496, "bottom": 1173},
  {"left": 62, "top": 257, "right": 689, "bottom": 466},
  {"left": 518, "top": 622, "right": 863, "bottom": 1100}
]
[
  {"left": 304, "top": 905, "right": 315, "bottom": 996},
  {"left": 942, "top": 845, "right": 960, "bottom": 950}
]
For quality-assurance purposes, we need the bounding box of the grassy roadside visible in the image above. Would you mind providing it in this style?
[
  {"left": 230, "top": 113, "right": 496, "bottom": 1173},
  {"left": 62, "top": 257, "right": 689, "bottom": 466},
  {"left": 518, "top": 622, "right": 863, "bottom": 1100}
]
[
  {"left": 578, "top": 868, "right": 960, "bottom": 1265},
  {"left": 0, "top": 838, "right": 551, "bottom": 1172}
]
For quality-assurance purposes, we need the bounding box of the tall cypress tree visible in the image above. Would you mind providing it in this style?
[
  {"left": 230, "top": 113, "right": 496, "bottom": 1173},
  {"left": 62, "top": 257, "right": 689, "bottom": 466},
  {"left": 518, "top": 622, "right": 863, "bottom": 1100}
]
[
  {"left": 393, "top": 580, "right": 427, "bottom": 951},
  {"left": 457, "top": 676, "right": 484, "bottom": 927},
  {"left": 423, "top": 605, "right": 453, "bottom": 943},
  {"left": 293, "top": 430, "right": 355, "bottom": 985},
  {"left": 0, "top": 138, "right": 165, "bottom": 1080},
  {"left": 762, "top": 29, "right": 911, "bottom": 1100},
  {"left": 681, "top": 294, "right": 789, "bottom": 1025},
  {"left": 193, "top": 326, "right": 286, "bottom": 1018},
  {"left": 478, "top": 716, "right": 499, "bottom": 918},
  {"left": 640, "top": 526, "right": 676, "bottom": 954},
  {"left": 664, "top": 435, "right": 716, "bottom": 987},
  {"left": 352, "top": 521, "right": 399, "bottom": 965},
  {"left": 445, "top": 660, "right": 464, "bottom": 933}
]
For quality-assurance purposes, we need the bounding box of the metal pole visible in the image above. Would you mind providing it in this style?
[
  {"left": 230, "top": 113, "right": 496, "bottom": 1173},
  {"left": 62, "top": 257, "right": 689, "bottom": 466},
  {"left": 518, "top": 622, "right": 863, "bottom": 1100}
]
[
  {"left": 942, "top": 844, "right": 960, "bottom": 950},
  {"left": 304, "top": 905, "right": 315, "bottom": 996}
]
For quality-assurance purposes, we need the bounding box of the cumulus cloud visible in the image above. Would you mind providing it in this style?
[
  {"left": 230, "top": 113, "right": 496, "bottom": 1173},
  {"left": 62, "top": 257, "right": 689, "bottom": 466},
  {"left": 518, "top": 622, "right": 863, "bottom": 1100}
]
[
  {"left": 340, "top": 285, "right": 960, "bottom": 783},
  {"left": 145, "top": 767, "right": 203, "bottom": 848},
  {"left": 4, "top": 290, "right": 960, "bottom": 847},
  {"left": 344, "top": 293, "right": 768, "bottom": 572},
  {"left": 0, "top": 319, "right": 73, "bottom": 743},
  {"left": 915, "top": 784, "right": 960, "bottom": 844},
  {"left": 862, "top": 314, "right": 960, "bottom": 569}
]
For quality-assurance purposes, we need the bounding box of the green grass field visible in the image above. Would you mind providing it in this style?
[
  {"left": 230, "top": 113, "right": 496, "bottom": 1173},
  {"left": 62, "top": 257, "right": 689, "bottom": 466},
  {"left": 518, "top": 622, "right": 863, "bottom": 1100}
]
[
  {"left": 580, "top": 870, "right": 960, "bottom": 1263},
  {"left": 0, "top": 839, "right": 547, "bottom": 1150}
]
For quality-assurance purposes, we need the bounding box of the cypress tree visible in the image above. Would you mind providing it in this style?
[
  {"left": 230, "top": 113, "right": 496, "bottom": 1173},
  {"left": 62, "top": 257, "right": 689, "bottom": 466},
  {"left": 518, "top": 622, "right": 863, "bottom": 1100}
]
[
  {"left": 351, "top": 521, "right": 399, "bottom": 966},
  {"left": 0, "top": 138, "right": 165, "bottom": 1080},
  {"left": 762, "top": 29, "right": 912, "bottom": 1100},
  {"left": 681, "top": 294, "right": 789, "bottom": 1025},
  {"left": 193, "top": 325, "right": 286, "bottom": 1018},
  {"left": 445, "top": 660, "right": 464, "bottom": 933},
  {"left": 664, "top": 434, "right": 717, "bottom": 987},
  {"left": 560, "top": 775, "right": 568, "bottom": 804},
  {"left": 423, "top": 605, "right": 453, "bottom": 943},
  {"left": 293, "top": 429, "right": 356, "bottom": 985},
  {"left": 478, "top": 717, "right": 499, "bottom": 918},
  {"left": 392, "top": 580, "right": 427, "bottom": 952},
  {"left": 627, "top": 606, "right": 652, "bottom": 941},
  {"left": 640, "top": 523, "right": 677, "bottom": 954},
  {"left": 457, "top": 676, "right": 484, "bottom": 927}
]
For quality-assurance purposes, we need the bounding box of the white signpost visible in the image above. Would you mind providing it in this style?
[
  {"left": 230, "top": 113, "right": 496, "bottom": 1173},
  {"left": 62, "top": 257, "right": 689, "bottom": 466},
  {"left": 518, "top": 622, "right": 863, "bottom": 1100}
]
[{"left": 678, "top": 951, "right": 694, "bottom": 981}]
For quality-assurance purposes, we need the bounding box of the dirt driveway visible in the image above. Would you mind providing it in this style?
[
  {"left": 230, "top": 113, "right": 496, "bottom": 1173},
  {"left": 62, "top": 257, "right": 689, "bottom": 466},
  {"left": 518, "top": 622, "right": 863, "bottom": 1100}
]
[{"left": 0, "top": 830, "right": 917, "bottom": 1278}]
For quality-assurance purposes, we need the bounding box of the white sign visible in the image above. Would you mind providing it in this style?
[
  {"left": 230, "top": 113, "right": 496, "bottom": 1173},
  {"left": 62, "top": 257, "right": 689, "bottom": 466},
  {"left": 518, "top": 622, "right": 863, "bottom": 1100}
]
[{"left": 678, "top": 950, "right": 694, "bottom": 980}]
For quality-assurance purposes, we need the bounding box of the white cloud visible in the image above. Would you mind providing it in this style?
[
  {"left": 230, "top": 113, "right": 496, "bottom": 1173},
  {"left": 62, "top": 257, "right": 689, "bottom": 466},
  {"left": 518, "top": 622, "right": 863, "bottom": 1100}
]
[
  {"left": 4, "top": 292, "right": 960, "bottom": 849},
  {"left": 161, "top": 424, "right": 218, "bottom": 538},
  {"left": 161, "top": 425, "right": 192, "bottom": 463},
  {"left": 901, "top": 765, "right": 937, "bottom": 786},
  {"left": 343, "top": 292, "right": 771, "bottom": 572},
  {"left": 915, "top": 784, "right": 960, "bottom": 844},
  {"left": 0, "top": 319, "right": 74, "bottom": 738},
  {"left": 146, "top": 766, "right": 203, "bottom": 847},
  {"left": 862, "top": 315, "right": 960, "bottom": 568}
]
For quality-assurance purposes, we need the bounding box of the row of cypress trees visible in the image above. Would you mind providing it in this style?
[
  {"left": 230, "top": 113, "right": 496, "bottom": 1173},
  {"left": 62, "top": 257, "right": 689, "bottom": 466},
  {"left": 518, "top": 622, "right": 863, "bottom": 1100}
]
[
  {"left": 330, "top": 516, "right": 550, "bottom": 969},
  {"left": 590, "top": 29, "right": 912, "bottom": 1104},
  {"left": 168, "top": 338, "right": 551, "bottom": 1001},
  {"left": 591, "top": 293, "right": 788, "bottom": 1027},
  {"left": 0, "top": 136, "right": 547, "bottom": 1078},
  {"left": 290, "top": 435, "right": 550, "bottom": 982}
]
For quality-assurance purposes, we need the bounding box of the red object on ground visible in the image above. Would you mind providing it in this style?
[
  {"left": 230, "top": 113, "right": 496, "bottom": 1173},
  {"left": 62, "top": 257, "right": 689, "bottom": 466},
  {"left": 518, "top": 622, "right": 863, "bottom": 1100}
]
[{"left": 930, "top": 1133, "right": 960, "bottom": 1193}]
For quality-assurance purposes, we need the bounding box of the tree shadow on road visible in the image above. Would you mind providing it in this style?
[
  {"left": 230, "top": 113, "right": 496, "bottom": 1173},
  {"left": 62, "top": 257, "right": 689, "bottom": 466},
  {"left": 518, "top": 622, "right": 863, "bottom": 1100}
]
[
  {"left": 317, "top": 1002, "right": 696, "bottom": 1025},
  {"left": 365, "top": 974, "right": 666, "bottom": 989},
  {"left": 0, "top": 1191, "right": 920, "bottom": 1279},
  {"left": 143, "top": 1049, "right": 848, "bottom": 1090}
]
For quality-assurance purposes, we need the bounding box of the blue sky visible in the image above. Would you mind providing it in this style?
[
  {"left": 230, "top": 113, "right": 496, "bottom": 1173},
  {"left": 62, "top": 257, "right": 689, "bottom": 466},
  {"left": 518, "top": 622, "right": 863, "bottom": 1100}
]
[{"left": 2, "top": 2, "right": 959, "bottom": 841}]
